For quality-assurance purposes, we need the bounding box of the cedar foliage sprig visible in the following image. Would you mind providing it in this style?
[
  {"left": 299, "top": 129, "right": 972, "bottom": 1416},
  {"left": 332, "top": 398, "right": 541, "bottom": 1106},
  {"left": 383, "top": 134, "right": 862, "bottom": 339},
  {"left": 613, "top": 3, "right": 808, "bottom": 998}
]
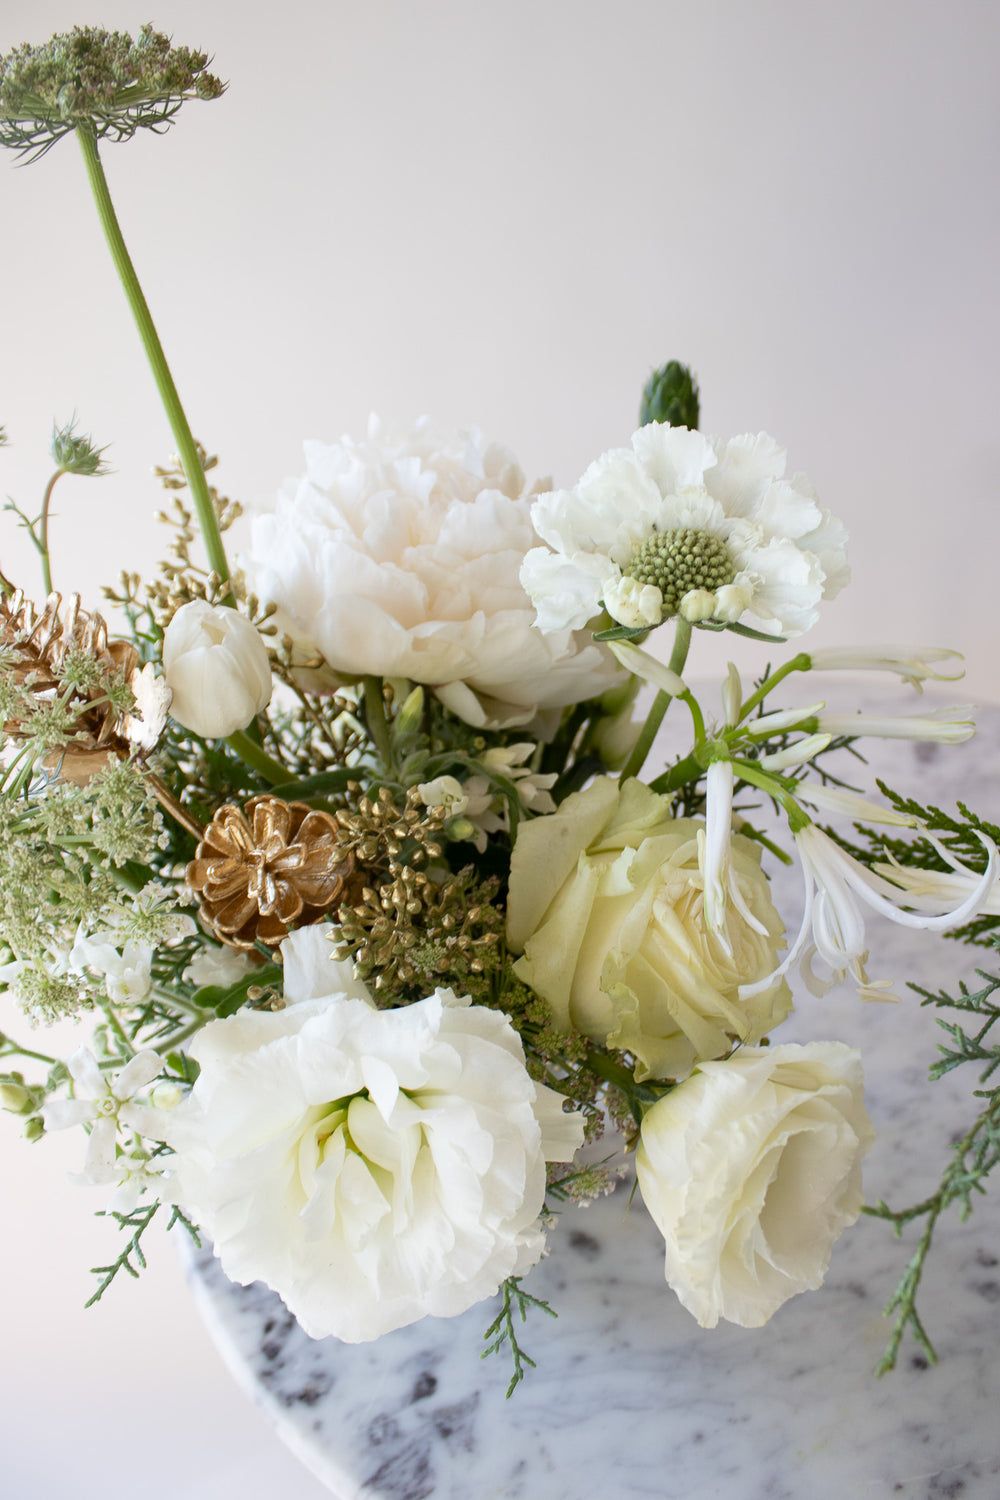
[
  {"left": 481, "top": 1276, "right": 557, "bottom": 1398},
  {"left": 865, "top": 944, "right": 1000, "bottom": 1372},
  {"left": 86, "top": 1200, "right": 201, "bottom": 1307}
]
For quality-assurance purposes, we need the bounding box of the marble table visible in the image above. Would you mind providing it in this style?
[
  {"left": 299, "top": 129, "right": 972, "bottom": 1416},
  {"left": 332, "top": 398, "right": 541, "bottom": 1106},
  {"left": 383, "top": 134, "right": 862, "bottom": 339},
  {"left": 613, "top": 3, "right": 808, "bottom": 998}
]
[{"left": 185, "top": 693, "right": 1000, "bottom": 1499}]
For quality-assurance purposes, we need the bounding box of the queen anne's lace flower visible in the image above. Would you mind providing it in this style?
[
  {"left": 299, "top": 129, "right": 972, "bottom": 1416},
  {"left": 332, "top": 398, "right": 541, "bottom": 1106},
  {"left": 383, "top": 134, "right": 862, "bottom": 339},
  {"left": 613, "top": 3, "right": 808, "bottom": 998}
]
[
  {"left": 521, "top": 425, "right": 848, "bottom": 637},
  {"left": 241, "top": 417, "right": 618, "bottom": 729},
  {"left": 157, "top": 926, "right": 584, "bottom": 1342}
]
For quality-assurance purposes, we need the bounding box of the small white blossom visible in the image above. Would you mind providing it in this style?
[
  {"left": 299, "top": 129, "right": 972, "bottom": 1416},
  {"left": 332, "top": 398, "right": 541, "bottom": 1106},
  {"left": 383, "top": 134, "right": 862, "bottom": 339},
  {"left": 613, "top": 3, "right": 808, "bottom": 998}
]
[
  {"left": 755, "top": 733, "right": 832, "bottom": 772},
  {"left": 183, "top": 945, "right": 256, "bottom": 991},
  {"left": 42, "top": 1047, "right": 166, "bottom": 1205},
  {"left": 69, "top": 928, "right": 155, "bottom": 1005},
  {"left": 125, "top": 663, "right": 172, "bottom": 752},
  {"left": 419, "top": 746, "right": 557, "bottom": 851}
]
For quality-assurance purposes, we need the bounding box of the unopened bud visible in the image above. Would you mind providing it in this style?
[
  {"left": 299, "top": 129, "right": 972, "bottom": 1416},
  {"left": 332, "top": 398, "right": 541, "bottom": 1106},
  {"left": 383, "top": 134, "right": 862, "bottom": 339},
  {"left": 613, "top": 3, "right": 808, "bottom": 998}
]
[
  {"left": 151, "top": 1081, "right": 183, "bottom": 1111},
  {"left": 638, "top": 360, "right": 700, "bottom": 430},
  {"left": 23, "top": 1116, "right": 44, "bottom": 1142},
  {"left": 395, "top": 685, "right": 425, "bottom": 738},
  {"left": 0, "top": 1082, "right": 31, "bottom": 1114}
]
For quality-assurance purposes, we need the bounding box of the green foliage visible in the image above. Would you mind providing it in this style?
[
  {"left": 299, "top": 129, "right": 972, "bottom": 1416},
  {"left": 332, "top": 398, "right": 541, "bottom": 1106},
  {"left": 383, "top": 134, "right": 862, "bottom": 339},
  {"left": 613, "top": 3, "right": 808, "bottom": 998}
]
[
  {"left": 865, "top": 945, "right": 1000, "bottom": 1372},
  {"left": 50, "top": 416, "right": 111, "bottom": 477},
  {"left": 639, "top": 360, "right": 700, "bottom": 430},
  {"left": 481, "top": 1276, "right": 557, "bottom": 1397},
  {"left": 86, "top": 1199, "right": 201, "bottom": 1307}
]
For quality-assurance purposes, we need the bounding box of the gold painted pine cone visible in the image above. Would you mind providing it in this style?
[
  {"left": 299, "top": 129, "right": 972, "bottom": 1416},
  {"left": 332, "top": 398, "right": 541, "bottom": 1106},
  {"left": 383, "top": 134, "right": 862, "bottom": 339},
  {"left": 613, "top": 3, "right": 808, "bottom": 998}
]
[{"left": 187, "top": 794, "right": 356, "bottom": 949}]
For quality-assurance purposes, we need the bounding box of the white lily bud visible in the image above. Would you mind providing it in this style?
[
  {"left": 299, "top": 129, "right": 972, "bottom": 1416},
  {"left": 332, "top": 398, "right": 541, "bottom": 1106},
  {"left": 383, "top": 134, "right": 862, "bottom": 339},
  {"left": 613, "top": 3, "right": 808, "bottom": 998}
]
[
  {"left": 162, "top": 601, "right": 272, "bottom": 739},
  {"left": 756, "top": 733, "right": 832, "bottom": 771},
  {"left": 607, "top": 639, "right": 687, "bottom": 698}
]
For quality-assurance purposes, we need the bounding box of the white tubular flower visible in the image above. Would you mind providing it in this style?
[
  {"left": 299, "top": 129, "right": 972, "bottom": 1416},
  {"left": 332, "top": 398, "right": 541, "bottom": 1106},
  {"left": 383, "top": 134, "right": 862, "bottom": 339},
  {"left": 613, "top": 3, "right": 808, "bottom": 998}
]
[
  {"left": 702, "top": 760, "right": 737, "bottom": 947},
  {"left": 636, "top": 1042, "right": 874, "bottom": 1329},
  {"left": 741, "top": 823, "right": 998, "bottom": 1000},
  {"left": 162, "top": 600, "right": 272, "bottom": 739},
  {"left": 756, "top": 733, "right": 832, "bottom": 772},
  {"left": 606, "top": 639, "right": 687, "bottom": 698},
  {"left": 158, "top": 926, "right": 584, "bottom": 1343},
  {"left": 813, "top": 707, "right": 976, "bottom": 744},
  {"left": 872, "top": 854, "right": 1000, "bottom": 915},
  {"left": 744, "top": 702, "right": 826, "bottom": 736},
  {"left": 806, "top": 644, "right": 964, "bottom": 691},
  {"left": 721, "top": 663, "right": 743, "bottom": 729},
  {"left": 240, "top": 417, "right": 617, "bottom": 730},
  {"left": 793, "top": 782, "right": 917, "bottom": 827},
  {"left": 521, "top": 424, "right": 848, "bottom": 638},
  {"left": 41, "top": 1047, "right": 164, "bottom": 1197}
]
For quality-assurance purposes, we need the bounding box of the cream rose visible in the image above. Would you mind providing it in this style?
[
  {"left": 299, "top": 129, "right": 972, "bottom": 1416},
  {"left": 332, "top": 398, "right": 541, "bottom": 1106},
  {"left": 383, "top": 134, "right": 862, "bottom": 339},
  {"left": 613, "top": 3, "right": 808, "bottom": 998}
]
[
  {"left": 635, "top": 1041, "right": 874, "bottom": 1328},
  {"left": 158, "top": 927, "right": 583, "bottom": 1342},
  {"left": 507, "top": 778, "right": 791, "bottom": 1081}
]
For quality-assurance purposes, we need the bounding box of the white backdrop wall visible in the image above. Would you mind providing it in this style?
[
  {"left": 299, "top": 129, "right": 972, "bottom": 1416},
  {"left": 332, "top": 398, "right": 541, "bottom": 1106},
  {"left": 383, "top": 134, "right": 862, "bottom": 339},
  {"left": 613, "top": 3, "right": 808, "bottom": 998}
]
[{"left": 1, "top": 3, "right": 999, "bottom": 1496}]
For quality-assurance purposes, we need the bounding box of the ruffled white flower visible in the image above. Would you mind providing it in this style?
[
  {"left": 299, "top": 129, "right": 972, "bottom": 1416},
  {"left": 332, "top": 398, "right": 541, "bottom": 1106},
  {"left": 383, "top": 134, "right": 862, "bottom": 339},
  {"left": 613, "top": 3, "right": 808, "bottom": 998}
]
[
  {"left": 125, "top": 663, "right": 171, "bottom": 752},
  {"left": 41, "top": 1047, "right": 166, "bottom": 1209},
  {"left": 636, "top": 1041, "right": 874, "bottom": 1329},
  {"left": 521, "top": 425, "right": 848, "bottom": 637},
  {"left": 240, "top": 417, "right": 618, "bottom": 730},
  {"left": 741, "top": 823, "right": 998, "bottom": 1000},
  {"left": 158, "top": 926, "right": 584, "bottom": 1342}
]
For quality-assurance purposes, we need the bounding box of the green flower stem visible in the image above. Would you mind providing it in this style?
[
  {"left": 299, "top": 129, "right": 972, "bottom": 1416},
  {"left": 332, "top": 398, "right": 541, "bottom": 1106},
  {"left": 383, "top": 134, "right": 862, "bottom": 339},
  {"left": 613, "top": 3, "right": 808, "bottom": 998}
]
[
  {"left": 0, "top": 1039, "right": 58, "bottom": 1067},
  {"left": 648, "top": 749, "right": 703, "bottom": 796},
  {"left": 732, "top": 759, "right": 810, "bottom": 830},
  {"left": 738, "top": 652, "right": 811, "bottom": 722},
  {"left": 38, "top": 470, "right": 61, "bottom": 595},
  {"left": 225, "top": 729, "right": 289, "bottom": 785},
  {"left": 618, "top": 617, "right": 693, "bottom": 783},
  {"left": 75, "top": 125, "right": 230, "bottom": 584},
  {"left": 363, "top": 675, "right": 394, "bottom": 770}
]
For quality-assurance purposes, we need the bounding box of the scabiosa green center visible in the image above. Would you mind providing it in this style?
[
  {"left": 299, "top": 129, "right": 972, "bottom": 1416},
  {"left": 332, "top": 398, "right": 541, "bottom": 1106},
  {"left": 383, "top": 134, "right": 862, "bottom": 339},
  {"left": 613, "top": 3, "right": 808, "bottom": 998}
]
[{"left": 625, "top": 528, "right": 735, "bottom": 615}]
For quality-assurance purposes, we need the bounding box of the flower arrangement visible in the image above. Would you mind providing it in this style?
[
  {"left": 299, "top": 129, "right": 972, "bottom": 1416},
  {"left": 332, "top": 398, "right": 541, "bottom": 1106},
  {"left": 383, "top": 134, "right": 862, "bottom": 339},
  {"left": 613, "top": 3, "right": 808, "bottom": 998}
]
[{"left": 2, "top": 26, "right": 999, "bottom": 1398}]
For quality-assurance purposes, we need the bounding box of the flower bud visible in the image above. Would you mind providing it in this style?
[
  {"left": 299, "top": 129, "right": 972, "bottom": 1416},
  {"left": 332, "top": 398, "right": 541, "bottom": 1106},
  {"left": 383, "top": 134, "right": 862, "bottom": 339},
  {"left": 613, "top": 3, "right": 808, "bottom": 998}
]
[
  {"left": 0, "top": 1082, "right": 31, "bottom": 1113},
  {"left": 151, "top": 1081, "right": 184, "bottom": 1111},
  {"left": 638, "top": 360, "right": 700, "bottom": 430},
  {"left": 162, "top": 600, "right": 272, "bottom": 739},
  {"left": 23, "top": 1116, "right": 44, "bottom": 1142}
]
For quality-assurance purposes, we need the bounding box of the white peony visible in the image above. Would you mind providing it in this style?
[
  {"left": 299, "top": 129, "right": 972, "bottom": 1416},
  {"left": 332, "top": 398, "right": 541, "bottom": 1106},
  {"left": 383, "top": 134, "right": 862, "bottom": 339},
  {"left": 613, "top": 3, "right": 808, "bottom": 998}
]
[
  {"left": 240, "top": 416, "right": 618, "bottom": 729},
  {"left": 158, "top": 926, "right": 584, "bottom": 1342},
  {"left": 521, "top": 424, "right": 848, "bottom": 637},
  {"left": 635, "top": 1041, "right": 874, "bottom": 1329}
]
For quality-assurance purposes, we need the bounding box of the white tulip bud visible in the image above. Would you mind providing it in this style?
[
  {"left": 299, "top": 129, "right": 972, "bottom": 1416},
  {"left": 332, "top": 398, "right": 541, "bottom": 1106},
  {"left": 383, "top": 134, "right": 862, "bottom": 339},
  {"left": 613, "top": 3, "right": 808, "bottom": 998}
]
[{"left": 162, "top": 600, "right": 272, "bottom": 739}]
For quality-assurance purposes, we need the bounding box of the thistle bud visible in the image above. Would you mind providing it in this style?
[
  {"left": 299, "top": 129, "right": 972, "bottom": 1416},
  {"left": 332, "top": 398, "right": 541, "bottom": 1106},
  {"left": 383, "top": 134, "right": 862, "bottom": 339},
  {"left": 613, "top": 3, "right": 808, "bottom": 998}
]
[
  {"left": 639, "top": 360, "right": 700, "bottom": 431},
  {"left": 162, "top": 599, "right": 272, "bottom": 739}
]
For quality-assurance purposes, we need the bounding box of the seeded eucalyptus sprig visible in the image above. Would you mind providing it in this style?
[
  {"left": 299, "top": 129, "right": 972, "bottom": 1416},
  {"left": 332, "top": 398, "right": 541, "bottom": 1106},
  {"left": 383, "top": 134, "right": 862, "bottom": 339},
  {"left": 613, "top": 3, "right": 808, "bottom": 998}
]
[{"left": 0, "top": 26, "right": 230, "bottom": 587}]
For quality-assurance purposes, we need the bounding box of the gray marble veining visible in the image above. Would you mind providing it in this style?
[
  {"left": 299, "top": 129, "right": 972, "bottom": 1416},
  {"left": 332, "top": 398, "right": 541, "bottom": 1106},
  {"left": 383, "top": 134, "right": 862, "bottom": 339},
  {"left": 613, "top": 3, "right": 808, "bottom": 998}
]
[{"left": 185, "top": 690, "right": 1000, "bottom": 1499}]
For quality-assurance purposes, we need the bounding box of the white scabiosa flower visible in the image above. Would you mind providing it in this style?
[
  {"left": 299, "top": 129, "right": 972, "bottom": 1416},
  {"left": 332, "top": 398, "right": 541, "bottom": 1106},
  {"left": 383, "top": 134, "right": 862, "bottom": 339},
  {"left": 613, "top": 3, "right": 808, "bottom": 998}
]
[
  {"left": 636, "top": 1041, "right": 874, "bottom": 1329},
  {"left": 240, "top": 417, "right": 618, "bottom": 730},
  {"left": 157, "top": 926, "right": 584, "bottom": 1342},
  {"left": 162, "top": 600, "right": 272, "bottom": 739},
  {"left": 521, "top": 425, "right": 848, "bottom": 638}
]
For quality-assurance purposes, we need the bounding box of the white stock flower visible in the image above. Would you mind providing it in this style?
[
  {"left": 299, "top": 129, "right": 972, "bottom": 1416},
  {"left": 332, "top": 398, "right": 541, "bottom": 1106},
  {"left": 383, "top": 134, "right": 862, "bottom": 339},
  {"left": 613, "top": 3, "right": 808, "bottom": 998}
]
[
  {"left": 508, "top": 778, "right": 791, "bottom": 1082},
  {"left": 69, "top": 928, "right": 155, "bottom": 1005},
  {"left": 806, "top": 644, "right": 964, "bottom": 691},
  {"left": 742, "top": 823, "right": 998, "bottom": 1000},
  {"left": 521, "top": 425, "right": 848, "bottom": 637},
  {"left": 162, "top": 600, "right": 272, "bottom": 739},
  {"left": 240, "top": 417, "right": 617, "bottom": 730},
  {"left": 125, "top": 663, "right": 171, "bottom": 752},
  {"left": 182, "top": 945, "right": 256, "bottom": 990},
  {"left": 159, "top": 925, "right": 584, "bottom": 1342},
  {"left": 636, "top": 1041, "right": 874, "bottom": 1329},
  {"left": 42, "top": 1047, "right": 165, "bottom": 1204}
]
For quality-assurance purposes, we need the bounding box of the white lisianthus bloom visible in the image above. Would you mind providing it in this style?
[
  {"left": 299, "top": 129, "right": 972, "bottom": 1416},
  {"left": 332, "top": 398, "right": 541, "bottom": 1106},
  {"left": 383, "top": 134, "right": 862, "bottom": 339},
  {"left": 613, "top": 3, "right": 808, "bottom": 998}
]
[
  {"left": 162, "top": 600, "right": 272, "bottom": 739},
  {"left": 521, "top": 424, "right": 848, "bottom": 637},
  {"left": 741, "top": 823, "right": 998, "bottom": 1001},
  {"left": 508, "top": 778, "right": 791, "bottom": 1082},
  {"left": 157, "top": 926, "right": 584, "bottom": 1342},
  {"left": 806, "top": 644, "right": 964, "bottom": 691},
  {"left": 636, "top": 1042, "right": 874, "bottom": 1329},
  {"left": 240, "top": 417, "right": 618, "bottom": 730}
]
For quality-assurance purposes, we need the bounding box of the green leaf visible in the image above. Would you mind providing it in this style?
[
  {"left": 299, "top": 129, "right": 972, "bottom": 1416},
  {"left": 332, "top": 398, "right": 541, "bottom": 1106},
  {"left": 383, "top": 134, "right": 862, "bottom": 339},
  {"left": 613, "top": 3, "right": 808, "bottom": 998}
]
[{"left": 265, "top": 768, "right": 354, "bottom": 801}]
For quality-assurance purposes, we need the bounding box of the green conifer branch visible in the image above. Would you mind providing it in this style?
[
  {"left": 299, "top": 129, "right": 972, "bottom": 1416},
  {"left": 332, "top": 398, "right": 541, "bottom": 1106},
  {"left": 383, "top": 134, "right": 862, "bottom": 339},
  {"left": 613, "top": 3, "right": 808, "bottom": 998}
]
[{"left": 481, "top": 1276, "right": 558, "bottom": 1397}]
